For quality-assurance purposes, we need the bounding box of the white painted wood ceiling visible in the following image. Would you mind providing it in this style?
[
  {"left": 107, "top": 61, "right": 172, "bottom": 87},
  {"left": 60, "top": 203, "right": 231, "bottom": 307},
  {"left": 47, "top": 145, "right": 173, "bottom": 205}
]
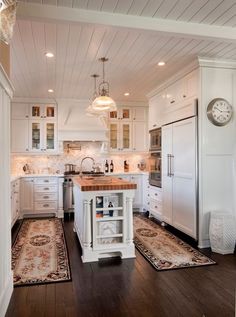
[{"left": 11, "top": 1, "right": 236, "bottom": 101}]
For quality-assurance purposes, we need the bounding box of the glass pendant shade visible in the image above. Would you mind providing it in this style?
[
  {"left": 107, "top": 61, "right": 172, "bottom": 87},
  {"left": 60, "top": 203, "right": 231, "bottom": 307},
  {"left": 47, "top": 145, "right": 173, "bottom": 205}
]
[{"left": 91, "top": 57, "right": 117, "bottom": 112}]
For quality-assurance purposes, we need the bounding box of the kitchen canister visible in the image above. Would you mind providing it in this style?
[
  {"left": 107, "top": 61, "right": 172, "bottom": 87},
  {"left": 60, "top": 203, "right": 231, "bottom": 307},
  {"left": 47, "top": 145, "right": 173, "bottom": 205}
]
[{"left": 209, "top": 211, "right": 236, "bottom": 254}]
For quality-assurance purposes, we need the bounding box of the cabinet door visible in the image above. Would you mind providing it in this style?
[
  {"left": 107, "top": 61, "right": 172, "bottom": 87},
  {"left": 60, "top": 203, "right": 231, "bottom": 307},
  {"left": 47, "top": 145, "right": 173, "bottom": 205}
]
[
  {"left": 148, "top": 94, "right": 164, "bottom": 130},
  {"left": 11, "top": 103, "right": 29, "bottom": 119},
  {"left": 172, "top": 117, "right": 197, "bottom": 239},
  {"left": 11, "top": 119, "right": 29, "bottom": 153},
  {"left": 161, "top": 124, "right": 173, "bottom": 225},
  {"left": 184, "top": 70, "right": 198, "bottom": 100},
  {"left": 132, "top": 121, "right": 147, "bottom": 151},
  {"left": 44, "top": 121, "right": 57, "bottom": 152},
  {"left": 130, "top": 175, "right": 142, "bottom": 207},
  {"left": 120, "top": 107, "right": 132, "bottom": 121},
  {"left": 120, "top": 122, "right": 132, "bottom": 151},
  {"left": 109, "top": 110, "right": 118, "bottom": 121},
  {"left": 44, "top": 104, "right": 57, "bottom": 120},
  {"left": 29, "top": 104, "right": 42, "bottom": 119},
  {"left": 20, "top": 178, "right": 34, "bottom": 212},
  {"left": 109, "top": 122, "right": 119, "bottom": 150},
  {"left": 133, "top": 107, "right": 146, "bottom": 121},
  {"left": 29, "top": 120, "right": 44, "bottom": 152}
]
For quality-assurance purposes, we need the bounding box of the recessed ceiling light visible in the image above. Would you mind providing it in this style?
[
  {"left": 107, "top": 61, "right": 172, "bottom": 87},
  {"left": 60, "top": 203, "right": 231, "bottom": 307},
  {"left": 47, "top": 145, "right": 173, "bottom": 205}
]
[
  {"left": 48, "top": 89, "right": 54, "bottom": 93},
  {"left": 158, "top": 61, "right": 165, "bottom": 66},
  {"left": 124, "top": 92, "right": 130, "bottom": 96},
  {"left": 45, "top": 52, "right": 54, "bottom": 58}
]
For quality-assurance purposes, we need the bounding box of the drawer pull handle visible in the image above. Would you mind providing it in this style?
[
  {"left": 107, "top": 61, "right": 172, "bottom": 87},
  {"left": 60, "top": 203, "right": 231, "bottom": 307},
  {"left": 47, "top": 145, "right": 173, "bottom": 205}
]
[
  {"left": 43, "top": 204, "right": 49, "bottom": 207},
  {"left": 44, "top": 180, "right": 49, "bottom": 182},
  {"left": 43, "top": 196, "right": 49, "bottom": 199},
  {"left": 44, "top": 188, "right": 49, "bottom": 190}
]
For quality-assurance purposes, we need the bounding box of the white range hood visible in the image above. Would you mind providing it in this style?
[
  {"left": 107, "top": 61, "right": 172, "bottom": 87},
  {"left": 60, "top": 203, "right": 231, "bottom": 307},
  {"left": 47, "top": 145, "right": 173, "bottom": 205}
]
[{"left": 58, "top": 99, "right": 109, "bottom": 141}]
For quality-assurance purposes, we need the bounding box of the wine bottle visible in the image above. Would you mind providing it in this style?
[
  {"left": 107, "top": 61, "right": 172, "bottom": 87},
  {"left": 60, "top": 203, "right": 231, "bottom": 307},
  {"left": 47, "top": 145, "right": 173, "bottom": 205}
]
[
  {"left": 105, "top": 160, "right": 109, "bottom": 173},
  {"left": 110, "top": 160, "right": 114, "bottom": 173}
]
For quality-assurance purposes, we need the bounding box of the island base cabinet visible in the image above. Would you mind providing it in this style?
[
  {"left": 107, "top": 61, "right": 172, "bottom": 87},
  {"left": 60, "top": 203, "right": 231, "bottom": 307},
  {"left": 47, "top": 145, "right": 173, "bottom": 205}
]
[{"left": 73, "top": 187, "right": 136, "bottom": 263}]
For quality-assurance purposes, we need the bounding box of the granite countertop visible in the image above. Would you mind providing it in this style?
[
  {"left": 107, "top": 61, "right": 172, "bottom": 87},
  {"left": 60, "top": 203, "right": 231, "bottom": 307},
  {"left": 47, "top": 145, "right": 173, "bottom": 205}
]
[{"left": 73, "top": 176, "right": 137, "bottom": 192}]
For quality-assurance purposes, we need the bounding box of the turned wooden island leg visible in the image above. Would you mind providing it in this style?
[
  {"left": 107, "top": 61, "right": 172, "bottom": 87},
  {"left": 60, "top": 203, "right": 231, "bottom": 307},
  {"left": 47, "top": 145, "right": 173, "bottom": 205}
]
[{"left": 83, "top": 200, "right": 92, "bottom": 249}]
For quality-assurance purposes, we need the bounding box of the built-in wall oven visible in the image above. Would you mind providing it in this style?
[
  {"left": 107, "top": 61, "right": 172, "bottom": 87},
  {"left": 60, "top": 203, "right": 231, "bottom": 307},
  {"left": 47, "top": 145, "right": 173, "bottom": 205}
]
[
  {"left": 149, "top": 151, "right": 161, "bottom": 187},
  {"left": 149, "top": 127, "right": 161, "bottom": 151},
  {"left": 149, "top": 128, "right": 162, "bottom": 187}
]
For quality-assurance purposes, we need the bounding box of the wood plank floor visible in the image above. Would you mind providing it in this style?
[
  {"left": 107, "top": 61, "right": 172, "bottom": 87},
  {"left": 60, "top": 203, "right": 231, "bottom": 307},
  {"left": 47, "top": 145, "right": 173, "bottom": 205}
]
[{"left": 6, "top": 217, "right": 236, "bottom": 317}]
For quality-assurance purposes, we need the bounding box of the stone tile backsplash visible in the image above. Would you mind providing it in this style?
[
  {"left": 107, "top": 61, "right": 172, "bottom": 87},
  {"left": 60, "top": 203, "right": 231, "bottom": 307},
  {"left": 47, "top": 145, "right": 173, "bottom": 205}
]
[{"left": 11, "top": 142, "right": 149, "bottom": 175}]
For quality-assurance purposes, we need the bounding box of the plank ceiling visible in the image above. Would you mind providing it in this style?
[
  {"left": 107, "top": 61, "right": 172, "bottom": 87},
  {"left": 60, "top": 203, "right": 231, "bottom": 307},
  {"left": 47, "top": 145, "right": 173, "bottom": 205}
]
[{"left": 11, "top": 0, "right": 236, "bottom": 101}]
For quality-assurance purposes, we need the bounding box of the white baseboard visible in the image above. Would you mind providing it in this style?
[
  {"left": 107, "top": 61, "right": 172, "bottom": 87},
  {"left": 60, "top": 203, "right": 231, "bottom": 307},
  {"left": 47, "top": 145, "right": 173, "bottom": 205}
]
[{"left": 0, "top": 271, "right": 13, "bottom": 317}]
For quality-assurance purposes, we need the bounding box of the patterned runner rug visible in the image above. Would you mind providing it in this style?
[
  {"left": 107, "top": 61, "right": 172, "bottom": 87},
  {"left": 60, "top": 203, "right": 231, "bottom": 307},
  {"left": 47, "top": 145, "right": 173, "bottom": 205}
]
[
  {"left": 12, "top": 218, "right": 71, "bottom": 286},
  {"left": 134, "top": 215, "right": 216, "bottom": 270}
]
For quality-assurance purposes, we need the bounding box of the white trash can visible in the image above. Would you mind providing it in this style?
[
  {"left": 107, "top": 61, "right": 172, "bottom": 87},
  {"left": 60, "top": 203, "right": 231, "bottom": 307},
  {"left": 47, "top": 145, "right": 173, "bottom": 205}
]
[{"left": 209, "top": 211, "right": 236, "bottom": 255}]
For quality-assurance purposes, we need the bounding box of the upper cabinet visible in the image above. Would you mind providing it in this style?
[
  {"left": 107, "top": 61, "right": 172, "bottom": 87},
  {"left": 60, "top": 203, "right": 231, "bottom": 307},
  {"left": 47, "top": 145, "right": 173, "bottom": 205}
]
[
  {"left": 11, "top": 103, "right": 58, "bottom": 154},
  {"left": 148, "top": 69, "right": 199, "bottom": 129},
  {"left": 109, "top": 106, "right": 148, "bottom": 152}
]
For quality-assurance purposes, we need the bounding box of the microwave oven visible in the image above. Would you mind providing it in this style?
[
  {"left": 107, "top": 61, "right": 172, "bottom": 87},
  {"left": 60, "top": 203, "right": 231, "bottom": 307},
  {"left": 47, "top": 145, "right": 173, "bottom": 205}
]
[{"left": 149, "top": 128, "right": 161, "bottom": 151}]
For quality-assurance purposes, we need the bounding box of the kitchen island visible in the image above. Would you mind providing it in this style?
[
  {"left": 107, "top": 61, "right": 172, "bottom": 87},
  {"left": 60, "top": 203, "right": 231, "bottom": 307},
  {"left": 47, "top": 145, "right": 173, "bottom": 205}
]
[{"left": 73, "top": 176, "right": 137, "bottom": 263}]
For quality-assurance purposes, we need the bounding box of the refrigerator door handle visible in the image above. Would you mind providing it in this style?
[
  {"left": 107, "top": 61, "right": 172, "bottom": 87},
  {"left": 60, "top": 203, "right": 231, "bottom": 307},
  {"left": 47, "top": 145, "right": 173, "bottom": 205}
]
[
  {"left": 170, "top": 154, "right": 174, "bottom": 177},
  {"left": 167, "top": 154, "right": 170, "bottom": 177}
]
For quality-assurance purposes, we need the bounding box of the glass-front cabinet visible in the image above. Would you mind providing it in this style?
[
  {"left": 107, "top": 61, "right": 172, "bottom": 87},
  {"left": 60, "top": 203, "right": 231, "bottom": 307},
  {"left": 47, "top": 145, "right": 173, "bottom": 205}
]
[
  {"left": 109, "top": 122, "right": 132, "bottom": 151},
  {"left": 109, "top": 107, "right": 132, "bottom": 121},
  {"left": 30, "top": 104, "right": 57, "bottom": 120},
  {"left": 29, "top": 120, "right": 57, "bottom": 153}
]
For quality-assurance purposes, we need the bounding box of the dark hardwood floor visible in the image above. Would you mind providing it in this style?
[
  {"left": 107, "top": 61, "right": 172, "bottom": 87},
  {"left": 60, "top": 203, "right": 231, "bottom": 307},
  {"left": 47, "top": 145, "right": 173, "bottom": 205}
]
[{"left": 7, "top": 217, "right": 236, "bottom": 317}]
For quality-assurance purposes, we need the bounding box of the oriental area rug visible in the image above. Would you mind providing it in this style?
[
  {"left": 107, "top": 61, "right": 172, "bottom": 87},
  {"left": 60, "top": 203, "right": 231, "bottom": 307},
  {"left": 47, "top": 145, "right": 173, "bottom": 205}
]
[
  {"left": 133, "top": 215, "right": 216, "bottom": 271},
  {"left": 12, "top": 218, "right": 71, "bottom": 286}
]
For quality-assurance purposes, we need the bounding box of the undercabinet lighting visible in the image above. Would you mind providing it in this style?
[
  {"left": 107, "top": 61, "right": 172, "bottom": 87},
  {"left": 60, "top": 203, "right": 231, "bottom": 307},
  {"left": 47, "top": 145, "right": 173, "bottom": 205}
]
[
  {"left": 45, "top": 52, "right": 54, "bottom": 58},
  {"left": 158, "top": 61, "right": 165, "bottom": 66},
  {"left": 124, "top": 92, "right": 130, "bottom": 96},
  {"left": 48, "top": 89, "right": 54, "bottom": 93}
]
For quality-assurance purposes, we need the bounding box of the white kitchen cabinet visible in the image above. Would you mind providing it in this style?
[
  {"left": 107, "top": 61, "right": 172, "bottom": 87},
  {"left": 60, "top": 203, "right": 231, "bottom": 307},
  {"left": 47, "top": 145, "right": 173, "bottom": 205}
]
[
  {"left": 109, "top": 122, "right": 132, "bottom": 152},
  {"left": 132, "top": 121, "right": 147, "bottom": 151},
  {"left": 149, "top": 186, "right": 162, "bottom": 220},
  {"left": 11, "top": 119, "right": 29, "bottom": 153},
  {"left": 116, "top": 174, "right": 143, "bottom": 210},
  {"left": 11, "top": 103, "right": 58, "bottom": 154},
  {"left": 29, "top": 104, "right": 57, "bottom": 120},
  {"left": 109, "top": 107, "right": 132, "bottom": 121},
  {"left": 11, "top": 179, "right": 20, "bottom": 227},
  {"left": 132, "top": 107, "right": 146, "bottom": 121},
  {"left": 109, "top": 106, "right": 147, "bottom": 152},
  {"left": 142, "top": 174, "right": 150, "bottom": 211},
  {"left": 20, "top": 177, "right": 60, "bottom": 216},
  {"left": 11, "top": 103, "right": 29, "bottom": 119},
  {"left": 29, "top": 120, "right": 57, "bottom": 153},
  {"left": 20, "top": 178, "right": 34, "bottom": 213},
  {"left": 148, "top": 93, "right": 165, "bottom": 130},
  {"left": 162, "top": 117, "right": 197, "bottom": 239}
]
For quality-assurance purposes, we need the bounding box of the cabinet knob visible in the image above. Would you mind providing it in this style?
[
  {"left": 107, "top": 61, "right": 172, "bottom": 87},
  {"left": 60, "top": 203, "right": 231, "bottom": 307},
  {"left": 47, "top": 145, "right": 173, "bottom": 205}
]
[
  {"left": 25, "top": 115, "right": 29, "bottom": 118},
  {"left": 170, "top": 100, "right": 175, "bottom": 104},
  {"left": 43, "top": 204, "right": 49, "bottom": 208},
  {"left": 183, "top": 95, "right": 186, "bottom": 98},
  {"left": 43, "top": 196, "right": 49, "bottom": 199},
  {"left": 147, "top": 194, "right": 150, "bottom": 197},
  {"left": 44, "top": 188, "right": 49, "bottom": 190},
  {"left": 155, "top": 193, "right": 158, "bottom": 196},
  {"left": 44, "top": 180, "right": 49, "bottom": 182},
  {"left": 133, "top": 118, "right": 136, "bottom": 120},
  {"left": 153, "top": 124, "right": 157, "bottom": 127},
  {"left": 26, "top": 148, "right": 29, "bottom": 151},
  {"left": 133, "top": 148, "right": 136, "bottom": 150}
]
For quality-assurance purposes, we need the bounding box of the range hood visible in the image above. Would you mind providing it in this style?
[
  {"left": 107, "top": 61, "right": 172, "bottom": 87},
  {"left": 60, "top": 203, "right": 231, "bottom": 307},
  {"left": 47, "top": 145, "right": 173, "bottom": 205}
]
[{"left": 58, "top": 100, "right": 109, "bottom": 141}]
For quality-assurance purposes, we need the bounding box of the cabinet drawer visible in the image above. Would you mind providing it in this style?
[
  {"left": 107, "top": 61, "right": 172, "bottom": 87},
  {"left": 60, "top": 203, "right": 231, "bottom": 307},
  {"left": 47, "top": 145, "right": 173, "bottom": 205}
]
[
  {"left": 34, "top": 184, "right": 58, "bottom": 193},
  {"left": 34, "top": 177, "right": 58, "bottom": 185},
  {"left": 150, "top": 188, "right": 162, "bottom": 201},
  {"left": 34, "top": 192, "right": 57, "bottom": 201},
  {"left": 150, "top": 199, "right": 162, "bottom": 213},
  {"left": 34, "top": 201, "right": 57, "bottom": 211}
]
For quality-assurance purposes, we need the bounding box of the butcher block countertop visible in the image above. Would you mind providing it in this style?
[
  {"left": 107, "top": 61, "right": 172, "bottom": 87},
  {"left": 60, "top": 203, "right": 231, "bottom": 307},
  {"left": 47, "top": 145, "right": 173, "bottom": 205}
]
[{"left": 73, "top": 176, "right": 137, "bottom": 192}]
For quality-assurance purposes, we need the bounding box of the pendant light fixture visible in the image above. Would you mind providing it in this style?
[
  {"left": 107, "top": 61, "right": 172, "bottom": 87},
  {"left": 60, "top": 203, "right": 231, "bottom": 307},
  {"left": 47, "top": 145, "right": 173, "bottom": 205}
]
[
  {"left": 86, "top": 74, "right": 106, "bottom": 117},
  {"left": 92, "top": 57, "right": 117, "bottom": 112}
]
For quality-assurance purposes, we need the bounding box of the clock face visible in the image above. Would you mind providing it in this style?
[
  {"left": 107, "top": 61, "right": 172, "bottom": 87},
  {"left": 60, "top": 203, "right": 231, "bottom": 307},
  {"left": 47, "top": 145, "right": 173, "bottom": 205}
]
[{"left": 207, "top": 98, "right": 233, "bottom": 126}]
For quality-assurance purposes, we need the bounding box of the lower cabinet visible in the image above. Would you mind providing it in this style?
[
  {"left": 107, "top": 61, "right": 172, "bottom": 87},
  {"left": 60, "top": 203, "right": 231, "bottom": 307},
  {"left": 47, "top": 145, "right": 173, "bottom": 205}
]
[
  {"left": 116, "top": 174, "right": 143, "bottom": 210},
  {"left": 11, "top": 179, "right": 20, "bottom": 227},
  {"left": 20, "top": 177, "right": 59, "bottom": 216},
  {"left": 148, "top": 185, "right": 162, "bottom": 221}
]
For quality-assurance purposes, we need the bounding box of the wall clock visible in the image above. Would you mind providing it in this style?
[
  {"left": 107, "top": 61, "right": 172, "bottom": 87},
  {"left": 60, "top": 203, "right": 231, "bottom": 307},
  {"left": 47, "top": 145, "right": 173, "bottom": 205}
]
[{"left": 207, "top": 98, "right": 233, "bottom": 126}]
